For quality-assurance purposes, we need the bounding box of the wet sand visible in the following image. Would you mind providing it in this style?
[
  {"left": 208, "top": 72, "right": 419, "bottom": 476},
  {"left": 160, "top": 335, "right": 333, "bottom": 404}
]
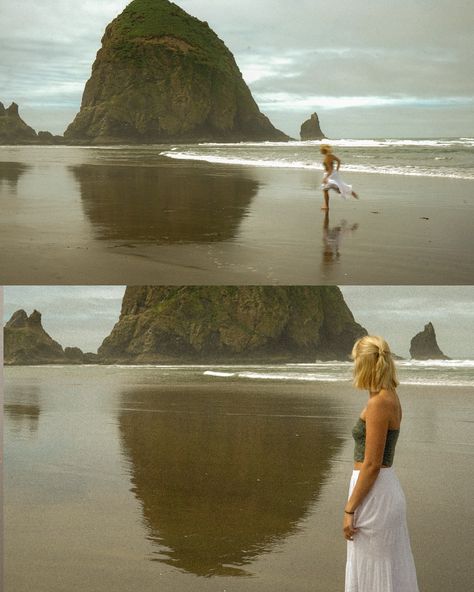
[
  {"left": 4, "top": 366, "right": 474, "bottom": 592},
  {"left": 1, "top": 146, "right": 473, "bottom": 284}
]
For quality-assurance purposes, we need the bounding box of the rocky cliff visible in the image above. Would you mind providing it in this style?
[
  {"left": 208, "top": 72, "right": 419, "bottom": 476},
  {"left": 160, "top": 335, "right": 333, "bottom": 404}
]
[
  {"left": 300, "top": 112, "right": 325, "bottom": 141},
  {"left": 409, "top": 322, "right": 449, "bottom": 360},
  {"left": 4, "top": 309, "right": 95, "bottom": 365},
  {"left": 98, "top": 286, "right": 367, "bottom": 363},
  {"left": 65, "top": 0, "right": 289, "bottom": 144}
]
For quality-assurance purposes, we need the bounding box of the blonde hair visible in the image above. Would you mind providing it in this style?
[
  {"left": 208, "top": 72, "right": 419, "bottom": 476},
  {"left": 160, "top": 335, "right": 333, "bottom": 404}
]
[
  {"left": 352, "top": 335, "right": 399, "bottom": 391},
  {"left": 320, "top": 144, "right": 332, "bottom": 155}
]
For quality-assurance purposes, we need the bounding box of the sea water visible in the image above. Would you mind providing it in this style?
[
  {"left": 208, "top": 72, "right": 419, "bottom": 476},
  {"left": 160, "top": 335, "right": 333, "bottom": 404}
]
[{"left": 161, "top": 137, "right": 474, "bottom": 180}]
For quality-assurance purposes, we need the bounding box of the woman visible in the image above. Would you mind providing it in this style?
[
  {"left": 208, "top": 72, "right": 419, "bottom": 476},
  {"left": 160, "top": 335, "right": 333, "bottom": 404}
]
[
  {"left": 320, "top": 145, "right": 358, "bottom": 210},
  {"left": 344, "top": 335, "right": 419, "bottom": 592}
]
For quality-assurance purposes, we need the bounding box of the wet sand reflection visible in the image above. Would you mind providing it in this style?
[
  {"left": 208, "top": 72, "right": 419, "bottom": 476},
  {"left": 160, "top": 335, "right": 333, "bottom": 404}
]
[
  {"left": 118, "top": 386, "right": 342, "bottom": 576},
  {"left": 70, "top": 162, "right": 260, "bottom": 244}
]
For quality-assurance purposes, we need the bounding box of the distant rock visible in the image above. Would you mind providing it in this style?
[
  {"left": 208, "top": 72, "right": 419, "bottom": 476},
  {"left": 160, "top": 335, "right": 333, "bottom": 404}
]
[
  {"left": 65, "top": 0, "right": 289, "bottom": 144},
  {"left": 410, "top": 322, "right": 450, "bottom": 360},
  {"left": 37, "top": 130, "right": 66, "bottom": 145},
  {"left": 64, "top": 346, "right": 85, "bottom": 363},
  {"left": 300, "top": 112, "right": 325, "bottom": 141},
  {"left": 0, "top": 102, "right": 37, "bottom": 144},
  {"left": 4, "top": 310, "right": 91, "bottom": 365},
  {"left": 0, "top": 101, "right": 64, "bottom": 145},
  {"left": 4, "top": 309, "right": 67, "bottom": 365},
  {"left": 98, "top": 286, "right": 367, "bottom": 363}
]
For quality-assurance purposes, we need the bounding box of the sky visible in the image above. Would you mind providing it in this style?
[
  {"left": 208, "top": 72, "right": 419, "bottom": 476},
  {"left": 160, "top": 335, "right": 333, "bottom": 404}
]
[
  {"left": 3, "top": 286, "right": 474, "bottom": 358},
  {"left": 1, "top": 0, "right": 473, "bottom": 138}
]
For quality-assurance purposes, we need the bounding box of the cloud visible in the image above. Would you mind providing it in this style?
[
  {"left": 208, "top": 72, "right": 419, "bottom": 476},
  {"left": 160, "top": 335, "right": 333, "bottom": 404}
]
[{"left": 1, "top": 0, "right": 473, "bottom": 136}]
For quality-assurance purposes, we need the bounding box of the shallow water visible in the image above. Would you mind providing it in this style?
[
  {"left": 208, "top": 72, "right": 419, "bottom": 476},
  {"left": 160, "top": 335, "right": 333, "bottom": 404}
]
[{"left": 4, "top": 366, "right": 474, "bottom": 591}]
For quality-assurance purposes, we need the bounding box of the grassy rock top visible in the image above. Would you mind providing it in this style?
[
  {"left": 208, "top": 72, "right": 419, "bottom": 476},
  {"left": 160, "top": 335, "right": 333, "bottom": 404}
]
[{"left": 110, "top": 0, "right": 233, "bottom": 73}]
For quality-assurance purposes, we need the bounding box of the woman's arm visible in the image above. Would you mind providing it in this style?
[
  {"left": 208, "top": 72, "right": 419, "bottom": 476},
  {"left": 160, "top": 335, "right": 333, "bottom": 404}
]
[
  {"left": 334, "top": 156, "right": 341, "bottom": 171},
  {"left": 343, "top": 396, "right": 389, "bottom": 539}
]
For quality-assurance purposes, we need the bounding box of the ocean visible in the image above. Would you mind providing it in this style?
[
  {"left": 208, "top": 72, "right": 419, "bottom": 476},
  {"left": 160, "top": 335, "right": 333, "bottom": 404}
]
[{"left": 161, "top": 137, "right": 474, "bottom": 180}]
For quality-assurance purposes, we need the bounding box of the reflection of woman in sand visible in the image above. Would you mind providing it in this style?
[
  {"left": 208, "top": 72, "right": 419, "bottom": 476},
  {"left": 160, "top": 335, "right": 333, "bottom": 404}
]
[
  {"left": 344, "top": 336, "right": 419, "bottom": 592},
  {"left": 320, "top": 145, "right": 358, "bottom": 210},
  {"left": 322, "top": 211, "right": 358, "bottom": 263}
]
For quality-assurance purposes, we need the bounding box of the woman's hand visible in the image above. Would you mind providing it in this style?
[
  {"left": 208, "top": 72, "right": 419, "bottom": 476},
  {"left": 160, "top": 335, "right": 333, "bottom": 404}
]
[{"left": 343, "top": 512, "right": 358, "bottom": 541}]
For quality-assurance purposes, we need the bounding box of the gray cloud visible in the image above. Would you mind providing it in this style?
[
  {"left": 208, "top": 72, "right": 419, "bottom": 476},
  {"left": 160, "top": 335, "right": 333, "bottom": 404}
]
[
  {"left": 341, "top": 286, "right": 474, "bottom": 358},
  {"left": 1, "top": 0, "right": 473, "bottom": 136}
]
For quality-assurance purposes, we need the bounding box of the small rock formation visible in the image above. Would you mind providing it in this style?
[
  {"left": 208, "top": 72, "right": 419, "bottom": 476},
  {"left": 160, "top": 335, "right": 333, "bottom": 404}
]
[
  {"left": 409, "top": 322, "right": 450, "bottom": 360},
  {"left": 98, "top": 286, "right": 367, "bottom": 363},
  {"left": 300, "top": 112, "right": 325, "bottom": 141},
  {"left": 65, "top": 0, "right": 289, "bottom": 144},
  {"left": 4, "top": 309, "right": 90, "bottom": 365},
  {"left": 0, "top": 102, "right": 37, "bottom": 144},
  {"left": 0, "top": 101, "right": 65, "bottom": 145}
]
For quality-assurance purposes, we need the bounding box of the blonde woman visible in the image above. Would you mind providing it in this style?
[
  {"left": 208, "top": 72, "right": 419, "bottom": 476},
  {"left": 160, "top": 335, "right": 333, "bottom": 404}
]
[
  {"left": 344, "top": 336, "right": 419, "bottom": 592},
  {"left": 320, "top": 145, "right": 358, "bottom": 210}
]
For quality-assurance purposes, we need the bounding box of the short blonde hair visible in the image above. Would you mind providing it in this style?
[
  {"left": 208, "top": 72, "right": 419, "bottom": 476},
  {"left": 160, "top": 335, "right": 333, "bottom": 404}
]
[
  {"left": 352, "top": 335, "right": 399, "bottom": 391},
  {"left": 320, "top": 144, "right": 332, "bottom": 155}
]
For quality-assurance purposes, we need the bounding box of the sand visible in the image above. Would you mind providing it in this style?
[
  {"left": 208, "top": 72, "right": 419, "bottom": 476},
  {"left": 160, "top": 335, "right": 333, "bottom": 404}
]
[
  {"left": 4, "top": 365, "right": 474, "bottom": 592},
  {"left": 0, "top": 148, "right": 473, "bottom": 284}
]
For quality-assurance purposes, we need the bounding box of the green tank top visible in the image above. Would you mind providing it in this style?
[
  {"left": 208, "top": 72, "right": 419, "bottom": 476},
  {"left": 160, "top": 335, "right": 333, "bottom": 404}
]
[{"left": 352, "top": 417, "right": 399, "bottom": 467}]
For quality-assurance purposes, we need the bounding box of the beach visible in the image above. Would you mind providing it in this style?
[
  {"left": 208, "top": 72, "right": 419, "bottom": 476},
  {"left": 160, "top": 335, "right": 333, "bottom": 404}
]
[
  {"left": 1, "top": 144, "right": 473, "bottom": 284},
  {"left": 4, "top": 364, "right": 474, "bottom": 592}
]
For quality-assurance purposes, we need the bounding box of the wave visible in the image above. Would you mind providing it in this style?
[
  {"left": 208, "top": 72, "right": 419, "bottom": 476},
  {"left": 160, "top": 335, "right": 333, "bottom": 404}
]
[
  {"left": 160, "top": 151, "right": 474, "bottom": 180},
  {"left": 195, "top": 138, "right": 474, "bottom": 148}
]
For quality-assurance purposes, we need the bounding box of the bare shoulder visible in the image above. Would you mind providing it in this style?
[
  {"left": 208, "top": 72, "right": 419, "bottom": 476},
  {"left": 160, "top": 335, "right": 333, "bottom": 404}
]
[
  {"left": 369, "top": 389, "right": 402, "bottom": 425},
  {"left": 366, "top": 393, "right": 393, "bottom": 419}
]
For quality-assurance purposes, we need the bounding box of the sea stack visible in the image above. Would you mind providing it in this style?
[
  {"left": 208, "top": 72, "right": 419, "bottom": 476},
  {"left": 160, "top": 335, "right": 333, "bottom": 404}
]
[
  {"left": 65, "top": 0, "right": 289, "bottom": 144},
  {"left": 0, "top": 102, "right": 37, "bottom": 144},
  {"left": 409, "top": 322, "right": 450, "bottom": 360},
  {"left": 98, "top": 286, "right": 367, "bottom": 363},
  {"left": 300, "top": 112, "right": 325, "bottom": 141},
  {"left": 4, "top": 309, "right": 69, "bottom": 365},
  {"left": 4, "top": 309, "right": 94, "bottom": 365}
]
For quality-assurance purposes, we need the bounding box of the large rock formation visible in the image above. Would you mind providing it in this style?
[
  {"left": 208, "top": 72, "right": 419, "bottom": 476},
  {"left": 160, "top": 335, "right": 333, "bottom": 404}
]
[
  {"left": 0, "top": 102, "right": 37, "bottom": 144},
  {"left": 64, "top": 0, "right": 289, "bottom": 144},
  {"left": 300, "top": 112, "right": 325, "bottom": 141},
  {"left": 409, "top": 322, "right": 450, "bottom": 360},
  {"left": 98, "top": 286, "right": 366, "bottom": 363},
  {"left": 4, "top": 309, "right": 95, "bottom": 365}
]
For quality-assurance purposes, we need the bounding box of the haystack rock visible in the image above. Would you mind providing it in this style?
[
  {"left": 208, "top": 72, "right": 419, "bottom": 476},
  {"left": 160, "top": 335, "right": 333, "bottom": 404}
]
[
  {"left": 409, "top": 322, "right": 450, "bottom": 360},
  {"left": 65, "top": 0, "right": 289, "bottom": 144},
  {"left": 300, "top": 112, "right": 325, "bottom": 141},
  {"left": 98, "top": 286, "right": 367, "bottom": 363},
  {"left": 4, "top": 309, "right": 89, "bottom": 365},
  {"left": 0, "top": 102, "right": 37, "bottom": 144}
]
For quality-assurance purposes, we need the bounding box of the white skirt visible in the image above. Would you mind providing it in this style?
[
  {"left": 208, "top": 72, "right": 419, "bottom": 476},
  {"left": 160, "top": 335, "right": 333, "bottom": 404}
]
[
  {"left": 345, "top": 468, "right": 419, "bottom": 592},
  {"left": 321, "top": 171, "right": 353, "bottom": 199}
]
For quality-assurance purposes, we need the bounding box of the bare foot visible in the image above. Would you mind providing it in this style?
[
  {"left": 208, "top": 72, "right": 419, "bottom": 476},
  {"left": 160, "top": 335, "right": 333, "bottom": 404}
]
[{"left": 352, "top": 192, "right": 359, "bottom": 200}]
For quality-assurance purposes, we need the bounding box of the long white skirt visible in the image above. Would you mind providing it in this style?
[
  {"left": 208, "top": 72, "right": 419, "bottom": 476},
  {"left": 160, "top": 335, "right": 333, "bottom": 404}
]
[
  {"left": 322, "top": 171, "right": 353, "bottom": 199},
  {"left": 345, "top": 468, "right": 419, "bottom": 592}
]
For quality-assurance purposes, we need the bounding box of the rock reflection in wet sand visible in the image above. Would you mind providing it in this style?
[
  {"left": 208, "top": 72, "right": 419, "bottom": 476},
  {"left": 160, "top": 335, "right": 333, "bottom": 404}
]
[
  {"left": 118, "top": 386, "right": 342, "bottom": 576},
  {"left": 70, "top": 162, "right": 260, "bottom": 244}
]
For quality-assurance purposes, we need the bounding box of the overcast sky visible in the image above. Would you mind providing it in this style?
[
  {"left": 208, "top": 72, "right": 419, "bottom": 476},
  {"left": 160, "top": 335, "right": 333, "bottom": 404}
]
[
  {"left": 3, "top": 286, "right": 474, "bottom": 358},
  {"left": 1, "top": 0, "right": 473, "bottom": 138}
]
